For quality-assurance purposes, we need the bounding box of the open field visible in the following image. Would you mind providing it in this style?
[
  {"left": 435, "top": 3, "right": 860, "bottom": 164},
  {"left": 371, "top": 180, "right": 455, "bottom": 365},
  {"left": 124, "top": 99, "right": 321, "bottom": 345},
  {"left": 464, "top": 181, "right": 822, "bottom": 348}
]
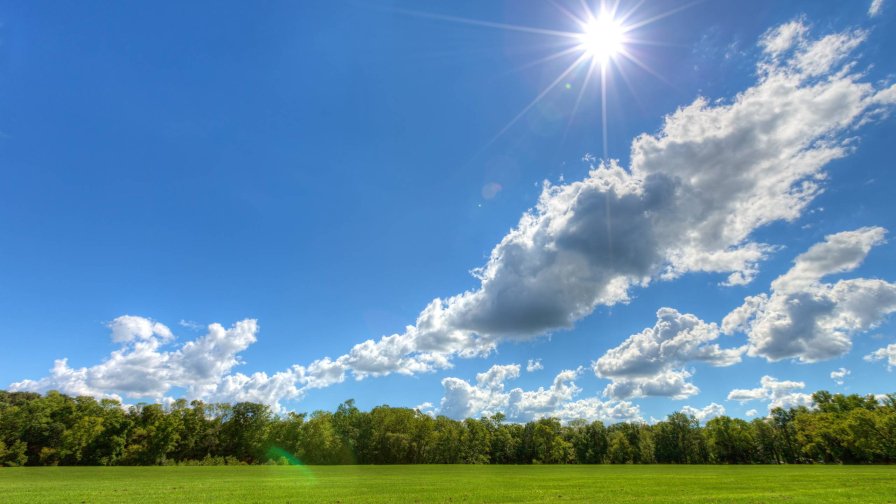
[{"left": 1, "top": 465, "right": 895, "bottom": 503}]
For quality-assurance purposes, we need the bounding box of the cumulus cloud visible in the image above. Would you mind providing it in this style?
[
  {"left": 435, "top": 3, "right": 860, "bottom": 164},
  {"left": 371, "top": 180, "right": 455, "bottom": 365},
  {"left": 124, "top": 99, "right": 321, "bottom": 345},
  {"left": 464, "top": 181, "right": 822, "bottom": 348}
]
[
  {"left": 727, "top": 375, "right": 814, "bottom": 412},
  {"left": 745, "top": 409, "right": 758, "bottom": 417},
  {"left": 10, "top": 317, "right": 267, "bottom": 402},
  {"left": 722, "top": 227, "right": 896, "bottom": 362},
  {"left": 594, "top": 308, "right": 743, "bottom": 399},
  {"left": 108, "top": 315, "right": 172, "bottom": 344},
  {"left": 865, "top": 343, "right": 896, "bottom": 370},
  {"left": 680, "top": 403, "right": 726, "bottom": 423},
  {"left": 434, "top": 364, "right": 641, "bottom": 423},
  {"left": 830, "top": 367, "right": 851, "bottom": 385},
  {"left": 869, "top": 0, "right": 884, "bottom": 17},
  {"left": 11, "top": 316, "right": 327, "bottom": 412},
  {"left": 526, "top": 359, "right": 544, "bottom": 372}
]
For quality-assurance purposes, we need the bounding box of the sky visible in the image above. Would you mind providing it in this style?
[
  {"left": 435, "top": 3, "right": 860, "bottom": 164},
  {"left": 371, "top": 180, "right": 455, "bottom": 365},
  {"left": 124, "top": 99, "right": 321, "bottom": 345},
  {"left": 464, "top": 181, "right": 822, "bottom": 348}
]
[{"left": 1, "top": 0, "right": 896, "bottom": 424}]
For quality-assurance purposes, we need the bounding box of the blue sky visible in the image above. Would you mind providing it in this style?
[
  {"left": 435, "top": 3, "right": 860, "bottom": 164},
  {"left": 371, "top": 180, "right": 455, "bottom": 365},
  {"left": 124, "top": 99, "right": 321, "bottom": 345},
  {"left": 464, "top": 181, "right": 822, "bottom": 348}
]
[{"left": 2, "top": 0, "right": 895, "bottom": 423}]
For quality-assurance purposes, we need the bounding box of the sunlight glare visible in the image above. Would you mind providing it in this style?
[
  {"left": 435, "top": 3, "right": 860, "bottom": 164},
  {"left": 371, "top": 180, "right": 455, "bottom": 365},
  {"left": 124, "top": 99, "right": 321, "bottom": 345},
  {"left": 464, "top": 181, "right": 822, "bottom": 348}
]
[{"left": 579, "top": 16, "right": 625, "bottom": 63}]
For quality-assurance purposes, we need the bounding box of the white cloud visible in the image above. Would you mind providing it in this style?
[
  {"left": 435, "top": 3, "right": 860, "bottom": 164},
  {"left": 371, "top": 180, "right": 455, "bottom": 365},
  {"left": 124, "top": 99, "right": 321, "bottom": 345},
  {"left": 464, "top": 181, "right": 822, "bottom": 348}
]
[
  {"left": 526, "top": 358, "right": 544, "bottom": 372},
  {"left": 865, "top": 343, "right": 896, "bottom": 370},
  {"left": 178, "top": 319, "right": 203, "bottom": 331},
  {"left": 594, "top": 308, "right": 743, "bottom": 399},
  {"left": 869, "top": 0, "right": 884, "bottom": 17},
  {"left": 830, "top": 367, "right": 851, "bottom": 385},
  {"left": 10, "top": 316, "right": 303, "bottom": 412},
  {"left": 108, "top": 315, "right": 172, "bottom": 344},
  {"left": 435, "top": 364, "right": 641, "bottom": 424},
  {"left": 759, "top": 20, "right": 808, "bottom": 56},
  {"left": 680, "top": 403, "right": 726, "bottom": 423},
  {"left": 723, "top": 227, "right": 896, "bottom": 362},
  {"left": 602, "top": 369, "right": 700, "bottom": 400},
  {"left": 745, "top": 409, "right": 758, "bottom": 417},
  {"left": 727, "top": 375, "right": 814, "bottom": 412}
]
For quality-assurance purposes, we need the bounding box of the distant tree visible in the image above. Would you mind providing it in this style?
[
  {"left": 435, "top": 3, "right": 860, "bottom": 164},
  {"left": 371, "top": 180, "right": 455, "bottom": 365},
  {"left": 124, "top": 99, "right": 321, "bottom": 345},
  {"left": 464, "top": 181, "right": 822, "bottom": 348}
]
[
  {"left": 606, "top": 429, "right": 633, "bottom": 464},
  {"left": 705, "top": 416, "right": 756, "bottom": 464},
  {"left": 2, "top": 389, "right": 896, "bottom": 466},
  {"left": 653, "top": 412, "right": 704, "bottom": 464}
]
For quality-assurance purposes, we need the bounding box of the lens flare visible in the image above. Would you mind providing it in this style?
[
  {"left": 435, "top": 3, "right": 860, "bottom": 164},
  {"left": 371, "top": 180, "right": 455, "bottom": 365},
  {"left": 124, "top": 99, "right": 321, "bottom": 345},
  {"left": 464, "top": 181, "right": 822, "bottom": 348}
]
[{"left": 265, "top": 446, "right": 317, "bottom": 483}]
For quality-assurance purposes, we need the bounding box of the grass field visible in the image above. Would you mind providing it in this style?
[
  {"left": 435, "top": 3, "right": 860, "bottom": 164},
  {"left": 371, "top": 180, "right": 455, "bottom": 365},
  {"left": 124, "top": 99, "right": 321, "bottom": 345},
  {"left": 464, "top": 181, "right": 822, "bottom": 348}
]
[{"left": 1, "top": 465, "right": 895, "bottom": 503}]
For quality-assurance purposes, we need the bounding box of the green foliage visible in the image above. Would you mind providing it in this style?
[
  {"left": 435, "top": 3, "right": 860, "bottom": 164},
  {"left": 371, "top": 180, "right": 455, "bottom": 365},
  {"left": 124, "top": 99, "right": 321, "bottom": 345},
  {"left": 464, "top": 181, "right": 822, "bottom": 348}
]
[{"left": 1, "top": 389, "right": 895, "bottom": 466}]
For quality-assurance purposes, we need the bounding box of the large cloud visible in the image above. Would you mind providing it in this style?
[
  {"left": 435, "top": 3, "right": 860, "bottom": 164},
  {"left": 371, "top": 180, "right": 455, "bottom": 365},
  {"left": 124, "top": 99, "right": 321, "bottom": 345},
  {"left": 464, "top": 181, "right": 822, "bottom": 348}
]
[
  {"left": 430, "top": 363, "right": 642, "bottom": 424},
  {"left": 722, "top": 227, "right": 896, "bottom": 362},
  {"left": 594, "top": 308, "right": 743, "bottom": 399}
]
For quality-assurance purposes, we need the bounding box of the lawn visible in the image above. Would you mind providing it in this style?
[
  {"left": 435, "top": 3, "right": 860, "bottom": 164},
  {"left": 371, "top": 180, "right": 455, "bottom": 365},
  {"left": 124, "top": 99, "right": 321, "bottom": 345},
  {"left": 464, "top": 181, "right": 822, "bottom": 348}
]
[{"left": 1, "top": 465, "right": 894, "bottom": 503}]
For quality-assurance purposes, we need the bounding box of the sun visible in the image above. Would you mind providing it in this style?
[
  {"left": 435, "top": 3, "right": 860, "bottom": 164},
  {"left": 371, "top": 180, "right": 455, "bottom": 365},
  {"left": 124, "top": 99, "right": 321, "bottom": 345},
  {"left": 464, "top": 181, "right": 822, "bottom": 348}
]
[
  {"left": 395, "top": 0, "right": 685, "bottom": 158},
  {"left": 579, "top": 15, "right": 626, "bottom": 63}
]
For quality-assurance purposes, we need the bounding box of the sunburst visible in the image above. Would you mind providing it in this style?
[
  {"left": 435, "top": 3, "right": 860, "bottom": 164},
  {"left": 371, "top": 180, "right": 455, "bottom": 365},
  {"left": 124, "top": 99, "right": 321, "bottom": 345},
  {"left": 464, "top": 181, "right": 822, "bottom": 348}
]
[{"left": 394, "top": 1, "right": 694, "bottom": 159}]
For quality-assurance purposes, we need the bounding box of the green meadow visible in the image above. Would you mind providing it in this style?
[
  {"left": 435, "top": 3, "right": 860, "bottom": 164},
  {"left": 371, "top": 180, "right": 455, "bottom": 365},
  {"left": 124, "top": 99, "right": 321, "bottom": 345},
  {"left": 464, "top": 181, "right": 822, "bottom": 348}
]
[{"left": 2, "top": 465, "right": 894, "bottom": 503}]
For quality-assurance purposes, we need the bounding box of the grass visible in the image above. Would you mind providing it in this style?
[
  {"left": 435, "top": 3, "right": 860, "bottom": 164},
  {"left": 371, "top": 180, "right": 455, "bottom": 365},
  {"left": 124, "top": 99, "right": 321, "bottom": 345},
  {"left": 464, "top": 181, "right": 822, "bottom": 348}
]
[{"left": 1, "top": 465, "right": 895, "bottom": 503}]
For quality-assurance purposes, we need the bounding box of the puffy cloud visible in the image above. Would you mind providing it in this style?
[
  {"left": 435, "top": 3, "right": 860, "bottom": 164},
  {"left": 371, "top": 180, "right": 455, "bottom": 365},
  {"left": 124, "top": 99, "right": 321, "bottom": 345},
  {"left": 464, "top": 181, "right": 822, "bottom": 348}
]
[
  {"left": 869, "top": 0, "right": 884, "bottom": 17},
  {"left": 209, "top": 368, "right": 304, "bottom": 411},
  {"left": 526, "top": 359, "right": 544, "bottom": 372},
  {"left": 759, "top": 20, "right": 808, "bottom": 56},
  {"left": 594, "top": 308, "right": 743, "bottom": 399},
  {"left": 108, "top": 315, "right": 172, "bottom": 344},
  {"left": 745, "top": 409, "right": 758, "bottom": 417},
  {"left": 723, "top": 227, "right": 896, "bottom": 362},
  {"left": 680, "top": 403, "right": 726, "bottom": 423},
  {"left": 435, "top": 364, "right": 641, "bottom": 423},
  {"left": 602, "top": 369, "right": 699, "bottom": 400},
  {"left": 9, "top": 316, "right": 302, "bottom": 411},
  {"left": 830, "top": 367, "right": 851, "bottom": 385},
  {"left": 865, "top": 344, "right": 896, "bottom": 370},
  {"left": 727, "top": 375, "right": 814, "bottom": 412}
]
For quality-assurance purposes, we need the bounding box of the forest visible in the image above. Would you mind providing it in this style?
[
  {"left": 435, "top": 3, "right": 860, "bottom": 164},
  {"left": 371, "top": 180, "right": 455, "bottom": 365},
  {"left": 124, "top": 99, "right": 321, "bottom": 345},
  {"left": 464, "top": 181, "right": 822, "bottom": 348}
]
[{"left": 1, "top": 390, "right": 894, "bottom": 466}]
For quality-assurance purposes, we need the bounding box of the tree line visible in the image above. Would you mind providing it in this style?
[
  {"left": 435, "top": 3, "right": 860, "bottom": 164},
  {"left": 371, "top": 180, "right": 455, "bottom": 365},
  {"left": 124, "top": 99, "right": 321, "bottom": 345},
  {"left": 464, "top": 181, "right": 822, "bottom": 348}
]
[{"left": 1, "top": 389, "right": 894, "bottom": 466}]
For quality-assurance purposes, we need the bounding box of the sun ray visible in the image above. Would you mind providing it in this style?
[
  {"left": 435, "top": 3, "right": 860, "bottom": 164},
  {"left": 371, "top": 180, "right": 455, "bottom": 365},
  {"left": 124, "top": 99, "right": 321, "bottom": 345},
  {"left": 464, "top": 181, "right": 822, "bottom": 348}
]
[
  {"left": 391, "top": 7, "right": 580, "bottom": 39},
  {"left": 563, "top": 57, "right": 600, "bottom": 141},
  {"left": 486, "top": 53, "right": 591, "bottom": 149},
  {"left": 624, "top": 0, "right": 703, "bottom": 31},
  {"left": 601, "top": 63, "right": 609, "bottom": 158},
  {"left": 624, "top": 37, "right": 692, "bottom": 48},
  {"left": 617, "top": 47, "right": 675, "bottom": 87},
  {"left": 610, "top": 51, "right": 650, "bottom": 115},
  {"left": 504, "top": 45, "right": 587, "bottom": 77},
  {"left": 548, "top": 0, "right": 588, "bottom": 26},
  {"left": 616, "top": 0, "right": 648, "bottom": 25}
]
